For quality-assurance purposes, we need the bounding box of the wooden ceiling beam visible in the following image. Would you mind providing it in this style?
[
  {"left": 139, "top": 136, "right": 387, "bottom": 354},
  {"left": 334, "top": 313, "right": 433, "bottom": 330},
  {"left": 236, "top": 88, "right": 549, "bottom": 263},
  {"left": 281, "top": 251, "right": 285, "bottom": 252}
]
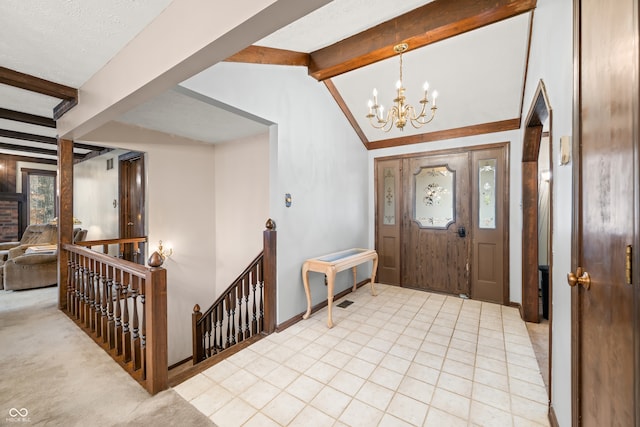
[
  {"left": 0, "top": 108, "right": 55, "bottom": 128},
  {"left": 0, "top": 66, "right": 77, "bottom": 100},
  {"left": 308, "top": 0, "right": 537, "bottom": 81},
  {"left": 0, "top": 129, "right": 104, "bottom": 152},
  {"left": 0, "top": 141, "right": 83, "bottom": 159},
  {"left": 225, "top": 45, "right": 310, "bottom": 66}
]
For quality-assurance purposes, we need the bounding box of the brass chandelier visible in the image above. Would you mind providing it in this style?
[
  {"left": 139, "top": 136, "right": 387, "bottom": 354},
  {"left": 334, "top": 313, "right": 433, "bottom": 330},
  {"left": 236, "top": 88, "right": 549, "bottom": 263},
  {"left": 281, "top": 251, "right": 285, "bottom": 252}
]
[{"left": 366, "top": 43, "right": 438, "bottom": 132}]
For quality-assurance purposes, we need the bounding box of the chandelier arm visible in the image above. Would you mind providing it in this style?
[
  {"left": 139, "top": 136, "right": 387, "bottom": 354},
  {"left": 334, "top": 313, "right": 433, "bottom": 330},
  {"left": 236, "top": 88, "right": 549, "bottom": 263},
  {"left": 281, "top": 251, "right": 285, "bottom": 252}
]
[{"left": 409, "top": 106, "right": 437, "bottom": 128}]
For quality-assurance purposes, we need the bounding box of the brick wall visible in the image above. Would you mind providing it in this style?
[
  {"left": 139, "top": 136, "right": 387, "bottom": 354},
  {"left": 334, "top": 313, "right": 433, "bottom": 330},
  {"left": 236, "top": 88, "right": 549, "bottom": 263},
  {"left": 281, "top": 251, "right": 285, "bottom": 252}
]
[{"left": 0, "top": 200, "right": 18, "bottom": 242}]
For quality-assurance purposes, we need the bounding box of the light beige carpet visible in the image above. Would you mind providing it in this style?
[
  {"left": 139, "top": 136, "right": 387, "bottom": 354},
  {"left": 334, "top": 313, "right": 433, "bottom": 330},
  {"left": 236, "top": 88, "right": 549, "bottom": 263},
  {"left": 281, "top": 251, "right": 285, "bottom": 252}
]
[{"left": 0, "top": 286, "right": 214, "bottom": 427}]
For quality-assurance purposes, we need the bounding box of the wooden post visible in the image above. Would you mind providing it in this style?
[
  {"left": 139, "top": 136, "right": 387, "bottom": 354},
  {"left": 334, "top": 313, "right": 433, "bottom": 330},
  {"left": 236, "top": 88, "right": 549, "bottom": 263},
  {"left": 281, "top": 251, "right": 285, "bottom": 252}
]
[
  {"left": 144, "top": 258, "right": 168, "bottom": 394},
  {"left": 192, "top": 304, "right": 203, "bottom": 364},
  {"left": 262, "top": 219, "right": 277, "bottom": 334},
  {"left": 57, "top": 138, "right": 74, "bottom": 310}
]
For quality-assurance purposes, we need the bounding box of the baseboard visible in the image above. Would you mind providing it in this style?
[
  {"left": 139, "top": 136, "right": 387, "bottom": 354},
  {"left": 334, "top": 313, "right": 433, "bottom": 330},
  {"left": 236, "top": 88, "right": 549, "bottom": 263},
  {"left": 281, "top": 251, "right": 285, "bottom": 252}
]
[
  {"left": 548, "top": 404, "right": 559, "bottom": 427},
  {"left": 509, "top": 301, "right": 524, "bottom": 318},
  {"left": 168, "top": 355, "right": 192, "bottom": 371},
  {"left": 276, "top": 278, "right": 370, "bottom": 332}
]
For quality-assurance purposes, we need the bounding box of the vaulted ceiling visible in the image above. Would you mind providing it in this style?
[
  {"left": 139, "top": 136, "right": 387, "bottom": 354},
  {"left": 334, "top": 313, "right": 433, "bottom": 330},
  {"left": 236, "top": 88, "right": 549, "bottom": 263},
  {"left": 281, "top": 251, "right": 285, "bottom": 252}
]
[{"left": 0, "top": 0, "right": 536, "bottom": 161}]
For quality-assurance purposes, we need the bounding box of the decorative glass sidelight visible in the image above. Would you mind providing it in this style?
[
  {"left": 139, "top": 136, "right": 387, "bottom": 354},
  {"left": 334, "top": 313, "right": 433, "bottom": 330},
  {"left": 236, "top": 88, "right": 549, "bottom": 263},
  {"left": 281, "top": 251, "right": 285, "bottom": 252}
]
[
  {"left": 414, "top": 165, "right": 455, "bottom": 228},
  {"left": 383, "top": 168, "right": 396, "bottom": 225},
  {"left": 479, "top": 159, "right": 497, "bottom": 229}
]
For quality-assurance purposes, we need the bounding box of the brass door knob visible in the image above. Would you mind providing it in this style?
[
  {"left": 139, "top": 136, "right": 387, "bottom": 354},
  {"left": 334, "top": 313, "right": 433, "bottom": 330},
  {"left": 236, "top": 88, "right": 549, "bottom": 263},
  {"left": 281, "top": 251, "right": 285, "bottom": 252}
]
[{"left": 567, "top": 267, "right": 591, "bottom": 290}]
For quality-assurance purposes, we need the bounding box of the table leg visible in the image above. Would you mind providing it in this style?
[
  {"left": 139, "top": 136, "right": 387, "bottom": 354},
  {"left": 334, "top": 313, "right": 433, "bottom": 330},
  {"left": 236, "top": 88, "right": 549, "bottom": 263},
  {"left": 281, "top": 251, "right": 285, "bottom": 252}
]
[
  {"left": 352, "top": 266, "right": 357, "bottom": 291},
  {"left": 370, "top": 253, "right": 378, "bottom": 296},
  {"left": 326, "top": 266, "right": 336, "bottom": 328},
  {"left": 302, "top": 262, "right": 312, "bottom": 320}
]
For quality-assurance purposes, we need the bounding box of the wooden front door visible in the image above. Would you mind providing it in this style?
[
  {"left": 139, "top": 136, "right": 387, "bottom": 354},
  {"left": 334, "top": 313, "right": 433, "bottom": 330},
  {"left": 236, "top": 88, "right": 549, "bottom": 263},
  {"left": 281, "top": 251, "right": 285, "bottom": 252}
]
[
  {"left": 572, "top": 0, "right": 638, "bottom": 424},
  {"left": 402, "top": 153, "right": 471, "bottom": 295},
  {"left": 119, "top": 153, "right": 145, "bottom": 264}
]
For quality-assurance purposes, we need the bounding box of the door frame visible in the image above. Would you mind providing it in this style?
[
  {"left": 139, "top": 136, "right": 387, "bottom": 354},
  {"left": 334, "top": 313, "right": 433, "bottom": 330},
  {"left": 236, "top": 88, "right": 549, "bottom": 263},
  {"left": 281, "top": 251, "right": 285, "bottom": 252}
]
[
  {"left": 521, "top": 80, "right": 553, "bottom": 324},
  {"left": 374, "top": 141, "right": 510, "bottom": 302},
  {"left": 118, "top": 151, "right": 146, "bottom": 263}
]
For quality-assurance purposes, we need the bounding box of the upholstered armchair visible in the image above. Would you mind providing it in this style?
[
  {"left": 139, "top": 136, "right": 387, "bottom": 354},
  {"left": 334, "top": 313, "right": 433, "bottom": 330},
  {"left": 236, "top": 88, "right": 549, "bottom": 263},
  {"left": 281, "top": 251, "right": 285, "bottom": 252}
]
[
  {"left": 0, "top": 224, "right": 58, "bottom": 291},
  {"left": 0, "top": 224, "right": 58, "bottom": 262}
]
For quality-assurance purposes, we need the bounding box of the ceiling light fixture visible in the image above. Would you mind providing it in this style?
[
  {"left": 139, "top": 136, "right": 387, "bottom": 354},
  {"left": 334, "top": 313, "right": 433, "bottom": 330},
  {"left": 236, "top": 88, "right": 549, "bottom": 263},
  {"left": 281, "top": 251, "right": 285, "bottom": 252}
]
[{"left": 366, "top": 43, "right": 438, "bottom": 132}]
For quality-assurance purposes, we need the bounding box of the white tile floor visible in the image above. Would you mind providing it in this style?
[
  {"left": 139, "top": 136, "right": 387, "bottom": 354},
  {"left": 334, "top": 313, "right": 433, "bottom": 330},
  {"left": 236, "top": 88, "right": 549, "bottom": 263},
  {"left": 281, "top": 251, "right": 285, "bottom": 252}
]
[{"left": 174, "top": 284, "right": 550, "bottom": 427}]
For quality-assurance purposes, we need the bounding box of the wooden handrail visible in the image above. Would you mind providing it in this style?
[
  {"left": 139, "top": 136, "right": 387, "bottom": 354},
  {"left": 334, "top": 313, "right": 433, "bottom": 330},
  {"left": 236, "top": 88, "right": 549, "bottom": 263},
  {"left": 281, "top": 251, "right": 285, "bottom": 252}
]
[
  {"left": 192, "top": 219, "right": 277, "bottom": 364},
  {"left": 61, "top": 243, "right": 168, "bottom": 394},
  {"left": 75, "top": 237, "right": 147, "bottom": 259}
]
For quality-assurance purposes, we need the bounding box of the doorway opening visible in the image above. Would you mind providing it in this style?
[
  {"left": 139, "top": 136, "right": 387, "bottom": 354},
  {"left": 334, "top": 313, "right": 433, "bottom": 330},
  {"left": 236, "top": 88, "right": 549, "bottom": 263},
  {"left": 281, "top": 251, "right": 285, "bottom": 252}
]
[
  {"left": 119, "top": 152, "right": 146, "bottom": 264},
  {"left": 521, "top": 80, "right": 553, "bottom": 399}
]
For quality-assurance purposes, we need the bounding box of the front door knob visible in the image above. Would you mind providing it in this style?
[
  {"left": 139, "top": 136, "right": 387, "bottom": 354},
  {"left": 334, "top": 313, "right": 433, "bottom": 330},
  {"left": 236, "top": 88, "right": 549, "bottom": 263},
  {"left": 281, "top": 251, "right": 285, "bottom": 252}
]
[{"left": 567, "top": 267, "right": 591, "bottom": 290}]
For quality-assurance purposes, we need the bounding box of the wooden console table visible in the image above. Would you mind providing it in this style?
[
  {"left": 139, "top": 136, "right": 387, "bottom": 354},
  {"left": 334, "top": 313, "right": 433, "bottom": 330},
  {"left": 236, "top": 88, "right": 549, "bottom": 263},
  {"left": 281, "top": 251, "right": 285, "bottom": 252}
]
[{"left": 302, "top": 248, "right": 378, "bottom": 328}]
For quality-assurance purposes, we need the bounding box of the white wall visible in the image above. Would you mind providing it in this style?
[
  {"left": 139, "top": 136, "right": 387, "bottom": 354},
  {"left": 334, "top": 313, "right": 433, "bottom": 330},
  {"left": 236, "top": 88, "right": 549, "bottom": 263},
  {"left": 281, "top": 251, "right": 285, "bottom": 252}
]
[
  {"left": 74, "top": 150, "right": 127, "bottom": 254},
  {"left": 523, "top": 0, "right": 574, "bottom": 425},
  {"left": 182, "top": 62, "right": 369, "bottom": 323},
  {"left": 213, "top": 132, "right": 269, "bottom": 296}
]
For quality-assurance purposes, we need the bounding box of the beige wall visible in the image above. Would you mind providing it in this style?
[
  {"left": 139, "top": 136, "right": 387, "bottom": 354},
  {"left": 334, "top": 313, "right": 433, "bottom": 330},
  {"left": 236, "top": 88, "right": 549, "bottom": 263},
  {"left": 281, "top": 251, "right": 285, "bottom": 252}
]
[
  {"left": 213, "top": 132, "right": 269, "bottom": 296},
  {"left": 74, "top": 149, "right": 128, "bottom": 255},
  {"left": 83, "top": 122, "right": 217, "bottom": 364},
  {"left": 82, "top": 122, "right": 269, "bottom": 365}
]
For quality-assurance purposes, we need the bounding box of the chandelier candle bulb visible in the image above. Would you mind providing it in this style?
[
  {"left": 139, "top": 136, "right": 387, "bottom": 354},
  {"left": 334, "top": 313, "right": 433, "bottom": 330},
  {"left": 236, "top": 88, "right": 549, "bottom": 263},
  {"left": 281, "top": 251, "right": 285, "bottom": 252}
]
[{"left": 366, "top": 42, "right": 439, "bottom": 132}]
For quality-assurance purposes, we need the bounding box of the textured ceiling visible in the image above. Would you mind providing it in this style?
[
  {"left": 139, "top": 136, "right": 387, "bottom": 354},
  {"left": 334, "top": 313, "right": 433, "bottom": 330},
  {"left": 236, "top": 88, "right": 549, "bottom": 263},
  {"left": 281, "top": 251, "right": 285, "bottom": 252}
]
[
  {"left": 257, "top": 0, "right": 435, "bottom": 52},
  {"left": 117, "top": 87, "right": 272, "bottom": 144},
  {"left": 0, "top": 0, "right": 533, "bottom": 158}
]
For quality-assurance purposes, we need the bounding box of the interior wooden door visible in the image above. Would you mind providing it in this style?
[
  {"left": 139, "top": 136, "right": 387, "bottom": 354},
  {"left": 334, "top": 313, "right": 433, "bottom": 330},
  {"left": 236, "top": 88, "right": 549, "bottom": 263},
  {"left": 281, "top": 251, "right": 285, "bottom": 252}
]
[
  {"left": 572, "top": 0, "right": 637, "bottom": 424},
  {"left": 471, "top": 147, "right": 507, "bottom": 304},
  {"left": 375, "top": 159, "right": 401, "bottom": 285},
  {"left": 402, "top": 153, "right": 470, "bottom": 295},
  {"left": 119, "top": 153, "right": 145, "bottom": 264}
]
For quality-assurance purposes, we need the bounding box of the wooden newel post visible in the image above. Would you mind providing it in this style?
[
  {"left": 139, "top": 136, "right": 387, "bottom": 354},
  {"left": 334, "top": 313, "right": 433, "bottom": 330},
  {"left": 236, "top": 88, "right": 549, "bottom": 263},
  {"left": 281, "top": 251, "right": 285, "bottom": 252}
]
[
  {"left": 192, "top": 304, "right": 203, "bottom": 364},
  {"left": 263, "top": 219, "right": 277, "bottom": 334},
  {"left": 145, "top": 251, "right": 168, "bottom": 394}
]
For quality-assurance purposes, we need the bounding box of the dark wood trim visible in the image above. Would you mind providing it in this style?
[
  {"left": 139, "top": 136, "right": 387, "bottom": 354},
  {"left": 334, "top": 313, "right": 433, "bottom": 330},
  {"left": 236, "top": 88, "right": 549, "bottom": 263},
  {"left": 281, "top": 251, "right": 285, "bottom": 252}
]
[
  {"left": 0, "top": 129, "right": 101, "bottom": 152},
  {"left": 323, "top": 79, "right": 369, "bottom": 147},
  {"left": 549, "top": 405, "right": 560, "bottom": 427},
  {"left": 508, "top": 301, "right": 522, "bottom": 310},
  {"left": 53, "top": 98, "right": 78, "bottom": 121},
  {"left": 308, "top": 0, "right": 537, "bottom": 81},
  {"left": 0, "top": 66, "right": 77, "bottom": 100},
  {"left": 21, "top": 168, "right": 58, "bottom": 229},
  {"left": 571, "top": 1, "right": 581, "bottom": 424},
  {"left": 375, "top": 141, "right": 512, "bottom": 162},
  {"left": 57, "top": 139, "right": 74, "bottom": 310},
  {"left": 367, "top": 118, "right": 521, "bottom": 150},
  {"left": 0, "top": 152, "right": 56, "bottom": 165},
  {"left": 0, "top": 129, "right": 57, "bottom": 145},
  {"left": 503, "top": 142, "right": 511, "bottom": 306},
  {"left": 168, "top": 356, "right": 193, "bottom": 371},
  {"left": 0, "top": 108, "right": 55, "bottom": 128},
  {"left": 263, "top": 222, "right": 277, "bottom": 334},
  {"left": 275, "top": 278, "right": 371, "bottom": 332},
  {"left": 0, "top": 141, "right": 82, "bottom": 159},
  {"left": 518, "top": 11, "right": 536, "bottom": 121},
  {"left": 225, "top": 45, "right": 310, "bottom": 67},
  {"left": 168, "top": 334, "right": 264, "bottom": 387},
  {"left": 145, "top": 265, "right": 168, "bottom": 394}
]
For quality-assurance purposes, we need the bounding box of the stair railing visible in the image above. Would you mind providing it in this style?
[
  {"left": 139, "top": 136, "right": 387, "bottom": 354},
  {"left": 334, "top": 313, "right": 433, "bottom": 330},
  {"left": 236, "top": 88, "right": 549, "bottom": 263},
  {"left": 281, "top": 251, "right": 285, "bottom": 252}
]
[{"left": 192, "top": 219, "right": 276, "bottom": 364}]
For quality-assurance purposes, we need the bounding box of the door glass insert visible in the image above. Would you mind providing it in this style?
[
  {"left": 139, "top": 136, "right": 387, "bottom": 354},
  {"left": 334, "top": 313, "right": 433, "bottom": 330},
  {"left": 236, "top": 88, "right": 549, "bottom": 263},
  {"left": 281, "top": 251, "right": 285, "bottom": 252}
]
[
  {"left": 479, "top": 159, "right": 497, "bottom": 229},
  {"left": 414, "top": 165, "right": 455, "bottom": 228},
  {"left": 383, "top": 167, "right": 396, "bottom": 225}
]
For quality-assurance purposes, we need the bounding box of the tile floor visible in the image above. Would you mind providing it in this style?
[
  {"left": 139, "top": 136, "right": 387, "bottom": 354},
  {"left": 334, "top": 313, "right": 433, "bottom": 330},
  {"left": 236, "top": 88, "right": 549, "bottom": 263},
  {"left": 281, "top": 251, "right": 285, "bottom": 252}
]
[{"left": 174, "top": 284, "right": 550, "bottom": 427}]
